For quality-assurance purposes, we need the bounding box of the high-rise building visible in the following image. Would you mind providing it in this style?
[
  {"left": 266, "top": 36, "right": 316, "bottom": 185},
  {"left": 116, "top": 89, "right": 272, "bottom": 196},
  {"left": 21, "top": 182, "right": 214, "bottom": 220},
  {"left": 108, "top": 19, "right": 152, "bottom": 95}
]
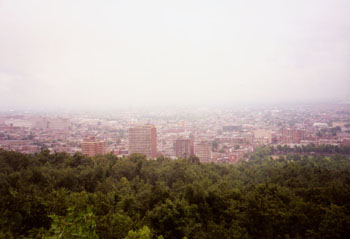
[
  {"left": 81, "top": 137, "right": 105, "bottom": 157},
  {"left": 281, "top": 128, "right": 305, "bottom": 144},
  {"left": 174, "top": 137, "right": 194, "bottom": 159},
  {"left": 195, "top": 141, "right": 212, "bottom": 163},
  {"left": 128, "top": 125, "right": 157, "bottom": 158}
]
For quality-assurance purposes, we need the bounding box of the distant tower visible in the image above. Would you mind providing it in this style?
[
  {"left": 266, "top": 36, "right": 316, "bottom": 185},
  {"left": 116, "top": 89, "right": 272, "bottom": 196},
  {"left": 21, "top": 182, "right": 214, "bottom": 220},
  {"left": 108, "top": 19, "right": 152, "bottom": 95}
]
[
  {"left": 128, "top": 125, "right": 157, "bottom": 158},
  {"left": 81, "top": 137, "right": 105, "bottom": 157},
  {"left": 174, "top": 137, "right": 194, "bottom": 159}
]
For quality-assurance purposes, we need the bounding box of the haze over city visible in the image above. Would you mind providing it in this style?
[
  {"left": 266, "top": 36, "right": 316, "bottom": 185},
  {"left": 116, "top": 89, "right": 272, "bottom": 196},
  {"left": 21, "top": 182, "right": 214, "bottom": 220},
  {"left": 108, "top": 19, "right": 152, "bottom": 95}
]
[
  {"left": 2, "top": 1, "right": 350, "bottom": 238},
  {"left": 1, "top": 0, "right": 349, "bottom": 110}
]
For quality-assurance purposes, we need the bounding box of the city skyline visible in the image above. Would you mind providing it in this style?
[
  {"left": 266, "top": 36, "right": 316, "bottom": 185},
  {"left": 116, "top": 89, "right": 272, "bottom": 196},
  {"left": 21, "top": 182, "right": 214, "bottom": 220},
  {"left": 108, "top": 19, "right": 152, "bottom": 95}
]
[
  {"left": 0, "top": 0, "right": 349, "bottom": 110},
  {"left": 1, "top": 1, "right": 350, "bottom": 237},
  {"left": 1, "top": 103, "right": 349, "bottom": 162}
]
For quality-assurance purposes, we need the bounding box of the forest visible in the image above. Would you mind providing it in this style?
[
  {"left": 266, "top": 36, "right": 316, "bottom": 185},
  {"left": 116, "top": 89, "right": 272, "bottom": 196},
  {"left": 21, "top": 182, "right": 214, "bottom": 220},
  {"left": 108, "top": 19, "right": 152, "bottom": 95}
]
[
  {"left": 270, "top": 144, "right": 350, "bottom": 155},
  {"left": 0, "top": 148, "right": 350, "bottom": 239}
]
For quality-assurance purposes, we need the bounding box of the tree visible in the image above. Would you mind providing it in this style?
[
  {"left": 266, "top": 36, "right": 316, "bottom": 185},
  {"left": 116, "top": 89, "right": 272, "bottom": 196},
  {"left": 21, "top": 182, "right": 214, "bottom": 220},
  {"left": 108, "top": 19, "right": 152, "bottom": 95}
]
[
  {"left": 44, "top": 207, "right": 98, "bottom": 239},
  {"left": 124, "top": 226, "right": 152, "bottom": 239}
]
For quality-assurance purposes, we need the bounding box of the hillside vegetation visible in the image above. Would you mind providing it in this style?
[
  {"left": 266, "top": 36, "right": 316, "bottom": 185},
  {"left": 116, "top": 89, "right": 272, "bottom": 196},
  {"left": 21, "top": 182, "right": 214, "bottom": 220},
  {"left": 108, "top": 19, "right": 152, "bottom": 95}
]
[{"left": 0, "top": 149, "right": 350, "bottom": 239}]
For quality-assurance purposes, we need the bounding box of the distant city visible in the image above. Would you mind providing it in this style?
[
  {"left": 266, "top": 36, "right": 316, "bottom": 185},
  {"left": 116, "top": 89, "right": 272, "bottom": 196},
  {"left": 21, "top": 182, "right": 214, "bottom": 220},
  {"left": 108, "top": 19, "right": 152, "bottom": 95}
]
[{"left": 1, "top": 103, "right": 349, "bottom": 163}]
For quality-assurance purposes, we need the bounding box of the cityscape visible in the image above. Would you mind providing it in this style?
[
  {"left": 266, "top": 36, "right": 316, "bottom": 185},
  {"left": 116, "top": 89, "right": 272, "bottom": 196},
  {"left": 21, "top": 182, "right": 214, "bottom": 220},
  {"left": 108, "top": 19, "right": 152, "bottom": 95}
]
[
  {"left": 1, "top": 0, "right": 350, "bottom": 238},
  {"left": 1, "top": 102, "right": 349, "bottom": 162}
]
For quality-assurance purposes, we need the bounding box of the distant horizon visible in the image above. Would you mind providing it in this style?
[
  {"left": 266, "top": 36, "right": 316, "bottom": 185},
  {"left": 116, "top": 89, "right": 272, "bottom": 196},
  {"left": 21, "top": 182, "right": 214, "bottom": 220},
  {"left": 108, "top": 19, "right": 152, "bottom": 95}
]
[{"left": 1, "top": 98, "right": 349, "bottom": 114}]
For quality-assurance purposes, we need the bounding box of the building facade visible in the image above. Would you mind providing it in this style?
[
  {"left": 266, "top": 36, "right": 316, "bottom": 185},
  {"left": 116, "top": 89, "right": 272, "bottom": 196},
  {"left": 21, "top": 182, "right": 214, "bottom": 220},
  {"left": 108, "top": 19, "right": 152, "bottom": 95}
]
[
  {"left": 174, "top": 138, "right": 194, "bottom": 159},
  {"left": 128, "top": 125, "right": 157, "bottom": 158},
  {"left": 281, "top": 128, "right": 305, "bottom": 144},
  {"left": 81, "top": 137, "right": 105, "bottom": 157},
  {"left": 254, "top": 129, "right": 272, "bottom": 144},
  {"left": 195, "top": 141, "right": 212, "bottom": 163}
]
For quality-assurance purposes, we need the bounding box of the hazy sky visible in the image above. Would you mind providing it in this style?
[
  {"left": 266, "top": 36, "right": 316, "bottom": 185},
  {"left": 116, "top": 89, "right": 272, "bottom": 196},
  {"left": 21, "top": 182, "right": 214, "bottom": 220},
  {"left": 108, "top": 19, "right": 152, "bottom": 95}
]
[{"left": 0, "top": 0, "right": 349, "bottom": 109}]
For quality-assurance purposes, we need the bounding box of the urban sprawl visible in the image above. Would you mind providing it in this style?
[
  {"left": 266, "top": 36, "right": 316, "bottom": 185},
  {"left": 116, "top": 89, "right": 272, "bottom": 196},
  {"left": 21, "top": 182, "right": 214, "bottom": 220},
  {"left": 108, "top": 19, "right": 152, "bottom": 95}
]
[{"left": 1, "top": 103, "right": 350, "bottom": 163}]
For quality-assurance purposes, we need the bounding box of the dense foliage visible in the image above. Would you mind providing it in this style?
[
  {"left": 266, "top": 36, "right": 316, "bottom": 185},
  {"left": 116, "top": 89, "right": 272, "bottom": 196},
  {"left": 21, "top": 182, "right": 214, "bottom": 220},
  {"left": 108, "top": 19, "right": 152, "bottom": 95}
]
[
  {"left": 1, "top": 149, "right": 350, "bottom": 239},
  {"left": 271, "top": 144, "right": 350, "bottom": 155}
]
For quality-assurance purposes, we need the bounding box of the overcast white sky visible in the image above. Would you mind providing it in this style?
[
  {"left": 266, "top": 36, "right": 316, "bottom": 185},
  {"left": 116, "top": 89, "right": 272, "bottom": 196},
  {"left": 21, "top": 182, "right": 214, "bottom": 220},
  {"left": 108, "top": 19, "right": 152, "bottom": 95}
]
[{"left": 0, "top": 0, "right": 349, "bottom": 109}]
